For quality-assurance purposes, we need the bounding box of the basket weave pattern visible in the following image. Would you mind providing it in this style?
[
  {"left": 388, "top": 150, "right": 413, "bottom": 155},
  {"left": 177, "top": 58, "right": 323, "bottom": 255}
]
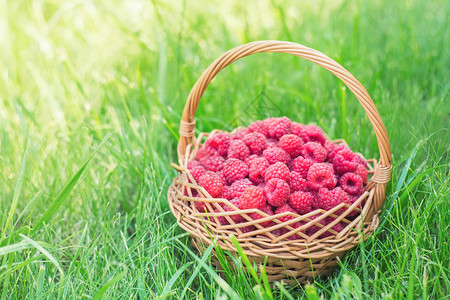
[{"left": 168, "top": 41, "right": 392, "bottom": 282}]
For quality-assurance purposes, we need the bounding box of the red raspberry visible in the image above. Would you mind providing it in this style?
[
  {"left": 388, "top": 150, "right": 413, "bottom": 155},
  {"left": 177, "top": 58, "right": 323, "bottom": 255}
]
[
  {"left": 264, "top": 162, "right": 290, "bottom": 183},
  {"left": 307, "top": 163, "right": 337, "bottom": 190},
  {"left": 245, "top": 154, "right": 259, "bottom": 167},
  {"left": 195, "top": 146, "right": 209, "bottom": 162},
  {"left": 223, "top": 158, "right": 249, "bottom": 184},
  {"left": 194, "top": 198, "right": 208, "bottom": 212},
  {"left": 323, "top": 140, "right": 336, "bottom": 155},
  {"left": 263, "top": 147, "right": 291, "bottom": 165},
  {"left": 289, "top": 172, "right": 308, "bottom": 192},
  {"left": 307, "top": 213, "right": 328, "bottom": 235},
  {"left": 216, "top": 170, "right": 228, "bottom": 186},
  {"left": 327, "top": 144, "right": 349, "bottom": 162},
  {"left": 301, "top": 142, "right": 327, "bottom": 163},
  {"left": 265, "top": 141, "right": 278, "bottom": 149},
  {"left": 199, "top": 171, "right": 224, "bottom": 198},
  {"left": 333, "top": 149, "right": 358, "bottom": 175},
  {"left": 249, "top": 157, "right": 270, "bottom": 184},
  {"left": 231, "top": 128, "right": 248, "bottom": 140},
  {"left": 202, "top": 156, "right": 225, "bottom": 172},
  {"left": 289, "top": 191, "right": 314, "bottom": 214},
  {"left": 227, "top": 140, "right": 250, "bottom": 160},
  {"left": 340, "top": 172, "right": 363, "bottom": 195},
  {"left": 203, "top": 132, "right": 231, "bottom": 156},
  {"left": 274, "top": 204, "right": 299, "bottom": 224},
  {"left": 355, "top": 164, "right": 369, "bottom": 184},
  {"left": 291, "top": 121, "right": 304, "bottom": 136},
  {"left": 248, "top": 120, "right": 268, "bottom": 136},
  {"left": 317, "top": 187, "right": 350, "bottom": 214},
  {"left": 223, "top": 198, "right": 244, "bottom": 223},
  {"left": 264, "top": 178, "right": 290, "bottom": 206},
  {"left": 356, "top": 154, "right": 368, "bottom": 167},
  {"left": 265, "top": 117, "right": 291, "bottom": 139},
  {"left": 278, "top": 134, "right": 303, "bottom": 158},
  {"left": 250, "top": 204, "right": 274, "bottom": 227},
  {"left": 287, "top": 222, "right": 305, "bottom": 240},
  {"left": 239, "top": 186, "right": 265, "bottom": 209},
  {"left": 188, "top": 165, "right": 206, "bottom": 183},
  {"left": 187, "top": 160, "right": 202, "bottom": 169},
  {"left": 301, "top": 125, "right": 326, "bottom": 146},
  {"left": 242, "top": 132, "right": 266, "bottom": 155},
  {"left": 239, "top": 224, "right": 255, "bottom": 234},
  {"left": 292, "top": 156, "right": 314, "bottom": 178},
  {"left": 224, "top": 179, "right": 252, "bottom": 200},
  {"left": 320, "top": 217, "right": 345, "bottom": 238}
]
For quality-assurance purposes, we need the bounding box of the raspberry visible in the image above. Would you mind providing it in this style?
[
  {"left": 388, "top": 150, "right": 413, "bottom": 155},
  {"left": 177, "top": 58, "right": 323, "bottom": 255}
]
[
  {"left": 306, "top": 213, "right": 328, "bottom": 235},
  {"left": 223, "top": 198, "right": 244, "bottom": 223},
  {"left": 320, "top": 217, "right": 345, "bottom": 238},
  {"left": 301, "top": 125, "right": 326, "bottom": 146},
  {"left": 199, "top": 171, "right": 224, "bottom": 198},
  {"left": 239, "top": 224, "right": 255, "bottom": 234},
  {"left": 317, "top": 187, "right": 350, "bottom": 214},
  {"left": 291, "top": 121, "right": 304, "bottom": 136},
  {"left": 263, "top": 147, "right": 291, "bottom": 165},
  {"left": 265, "top": 117, "right": 291, "bottom": 139},
  {"left": 327, "top": 144, "right": 349, "bottom": 162},
  {"left": 188, "top": 165, "right": 205, "bottom": 183},
  {"left": 187, "top": 160, "right": 202, "bottom": 169},
  {"left": 224, "top": 179, "right": 252, "bottom": 200},
  {"left": 323, "top": 140, "right": 336, "bottom": 155},
  {"left": 202, "top": 156, "right": 225, "bottom": 172},
  {"left": 333, "top": 149, "right": 358, "bottom": 175},
  {"left": 274, "top": 204, "right": 299, "bottom": 224},
  {"left": 278, "top": 134, "right": 303, "bottom": 158},
  {"left": 195, "top": 146, "right": 209, "bottom": 162},
  {"left": 307, "top": 163, "right": 337, "bottom": 190},
  {"left": 217, "top": 170, "right": 228, "bottom": 186},
  {"left": 289, "top": 171, "right": 308, "bottom": 192},
  {"left": 301, "top": 142, "right": 327, "bottom": 163},
  {"left": 356, "top": 154, "right": 368, "bottom": 167},
  {"left": 195, "top": 199, "right": 208, "bottom": 212},
  {"left": 227, "top": 140, "right": 250, "bottom": 160},
  {"left": 289, "top": 191, "right": 314, "bottom": 214},
  {"left": 292, "top": 157, "right": 314, "bottom": 178},
  {"left": 231, "top": 128, "right": 248, "bottom": 140},
  {"left": 355, "top": 164, "right": 369, "bottom": 184},
  {"left": 250, "top": 204, "right": 274, "bottom": 227},
  {"left": 245, "top": 154, "right": 259, "bottom": 167},
  {"left": 264, "top": 178, "right": 290, "bottom": 207},
  {"left": 248, "top": 120, "right": 268, "bottom": 136},
  {"left": 340, "top": 172, "right": 363, "bottom": 195},
  {"left": 249, "top": 157, "right": 270, "bottom": 184},
  {"left": 287, "top": 222, "right": 305, "bottom": 240},
  {"left": 203, "top": 132, "right": 231, "bottom": 156},
  {"left": 223, "top": 158, "right": 249, "bottom": 184},
  {"left": 264, "top": 162, "right": 290, "bottom": 183},
  {"left": 265, "top": 141, "right": 278, "bottom": 149},
  {"left": 210, "top": 210, "right": 229, "bottom": 226},
  {"left": 242, "top": 132, "right": 266, "bottom": 155},
  {"left": 239, "top": 186, "right": 265, "bottom": 209}
]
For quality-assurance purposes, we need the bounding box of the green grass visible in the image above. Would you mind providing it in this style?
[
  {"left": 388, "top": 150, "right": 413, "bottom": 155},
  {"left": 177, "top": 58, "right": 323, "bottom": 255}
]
[{"left": 1, "top": 0, "right": 449, "bottom": 298}]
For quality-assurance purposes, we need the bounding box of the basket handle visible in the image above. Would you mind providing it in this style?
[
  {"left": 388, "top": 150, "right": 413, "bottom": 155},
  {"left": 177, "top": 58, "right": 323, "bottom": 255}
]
[{"left": 178, "top": 40, "right": 392, "bottom": 171}]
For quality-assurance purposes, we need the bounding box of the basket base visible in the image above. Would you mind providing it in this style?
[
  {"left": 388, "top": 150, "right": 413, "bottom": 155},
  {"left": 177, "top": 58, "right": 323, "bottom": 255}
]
[{"left": 190, "top": 235, "right": 345, "bottom": 284}]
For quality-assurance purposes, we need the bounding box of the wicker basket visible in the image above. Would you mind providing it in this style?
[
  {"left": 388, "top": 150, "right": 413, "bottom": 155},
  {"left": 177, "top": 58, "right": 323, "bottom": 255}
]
[{"left": 168, "top": 40, "right": 392, "bottom": 283}]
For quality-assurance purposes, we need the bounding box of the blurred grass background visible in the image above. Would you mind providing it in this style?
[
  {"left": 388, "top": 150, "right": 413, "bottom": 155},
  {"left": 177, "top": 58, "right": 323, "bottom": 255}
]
[{"left": 0, "top": 0, "right": 449, "bottom": 298}]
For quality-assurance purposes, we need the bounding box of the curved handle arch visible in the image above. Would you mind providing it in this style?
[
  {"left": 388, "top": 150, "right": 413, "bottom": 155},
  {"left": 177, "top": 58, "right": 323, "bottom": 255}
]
[{"left": 178, "top": 40, "right": 392, "bottom": 169}]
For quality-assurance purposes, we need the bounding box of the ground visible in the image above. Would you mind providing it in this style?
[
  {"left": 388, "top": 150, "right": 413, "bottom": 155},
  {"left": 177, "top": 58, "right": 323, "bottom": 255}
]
[{"left": 0, "top": 0, "right": 449, "bottom": 299}]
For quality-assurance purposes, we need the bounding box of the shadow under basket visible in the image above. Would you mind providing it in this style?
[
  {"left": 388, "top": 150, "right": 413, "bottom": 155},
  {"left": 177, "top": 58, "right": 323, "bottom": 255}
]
[{"left": 167, "top": 41, "right": 392, "bottom": 284}]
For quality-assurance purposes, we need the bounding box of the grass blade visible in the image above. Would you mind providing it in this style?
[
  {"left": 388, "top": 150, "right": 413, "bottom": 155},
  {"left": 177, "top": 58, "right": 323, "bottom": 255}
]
[
  {"left": 1, "top": 142, "right": 29, "bottom": 244},
  {"left": 93, "top": 267, "right": 128, "bottom": 300},
  {"left": 30, "top": 133, "right": 111, "bottom": 235},
  {"left": 19, "top": 234, "right": 64, "bottom": 299}
]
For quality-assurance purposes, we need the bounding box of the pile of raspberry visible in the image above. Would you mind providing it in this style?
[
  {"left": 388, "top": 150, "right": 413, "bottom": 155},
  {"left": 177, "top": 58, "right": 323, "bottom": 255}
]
[{"left": 187, "top": 117, "right": 369, "bottom": 239}]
